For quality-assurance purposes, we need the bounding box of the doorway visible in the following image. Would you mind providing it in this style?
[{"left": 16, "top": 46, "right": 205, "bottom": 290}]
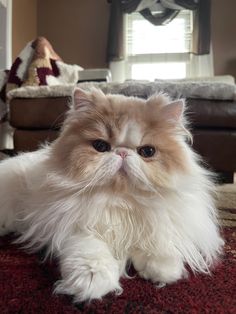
[{"left": 0, "top": 0, "right": 12, "bottom": 70}]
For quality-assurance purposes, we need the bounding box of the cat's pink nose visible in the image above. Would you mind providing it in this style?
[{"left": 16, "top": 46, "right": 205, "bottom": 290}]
[{"left": 116, "top": 148, "right": 128, "bottom": 159}]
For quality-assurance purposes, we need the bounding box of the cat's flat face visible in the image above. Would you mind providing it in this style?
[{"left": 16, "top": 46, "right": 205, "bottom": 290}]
[{"left": 52, "top": 88, "right": 190, "bottom": 194}]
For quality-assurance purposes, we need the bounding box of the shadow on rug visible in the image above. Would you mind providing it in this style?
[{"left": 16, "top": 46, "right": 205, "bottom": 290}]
[{"left": 0, "top": 208, "right": 235, "bottom": 314}]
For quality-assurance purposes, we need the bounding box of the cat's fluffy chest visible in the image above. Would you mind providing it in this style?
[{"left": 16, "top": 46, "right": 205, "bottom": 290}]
[{"left": 83, "top": 192, "right": 158, "bottom": 259}]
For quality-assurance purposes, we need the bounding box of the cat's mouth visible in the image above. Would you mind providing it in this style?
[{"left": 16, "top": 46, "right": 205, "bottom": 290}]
[
  {"left": 114, "top": 160, "right": 129, "bottom": 180},
  {"left": 118, "top": 166, "right": 127, "bottom": 176}
]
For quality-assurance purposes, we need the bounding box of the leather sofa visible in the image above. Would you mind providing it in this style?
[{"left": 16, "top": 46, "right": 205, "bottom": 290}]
[{"left": 8, "top": 82, "right": 236, "bottom": 184}]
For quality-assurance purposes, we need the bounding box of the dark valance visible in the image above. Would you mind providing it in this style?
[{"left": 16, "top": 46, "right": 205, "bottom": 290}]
[{"left": 107, "top": 0, "right": 211, "bottom": 62}]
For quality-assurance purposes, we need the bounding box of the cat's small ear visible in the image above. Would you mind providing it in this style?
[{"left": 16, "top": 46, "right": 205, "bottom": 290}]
[
  {"left": 73, "top": 88, "right": 94, "bottom": 111},
  {"left": 161, "top": 99, "right": 185, "bottom": 122}
]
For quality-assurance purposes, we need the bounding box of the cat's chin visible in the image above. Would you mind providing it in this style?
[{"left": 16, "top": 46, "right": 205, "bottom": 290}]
[
  {"left": 99, "top": 175, "right": 154, "bottom": 197},
  {"left": 93, "top": 170, "right": 137, "bottom": 194},
  {"left": 114, "top": 168, "right": 129, "bottom": 185}
]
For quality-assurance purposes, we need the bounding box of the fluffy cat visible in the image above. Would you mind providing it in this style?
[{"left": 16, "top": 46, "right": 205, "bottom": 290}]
[{"left": 0, "top": 88, "right": 224, "bottom": 302}]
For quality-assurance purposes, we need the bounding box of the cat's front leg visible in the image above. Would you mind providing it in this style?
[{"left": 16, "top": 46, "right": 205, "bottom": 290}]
[
  {"left": 131, "top": 249, "right": 186, "bottom": 286},
  {"left": 55, "top": 233, "right": 123, "bottom": 302}
]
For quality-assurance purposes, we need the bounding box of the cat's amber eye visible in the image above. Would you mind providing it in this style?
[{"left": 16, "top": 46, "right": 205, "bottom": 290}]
[
  {"left": 92, "top": 140, "right": 111, "bottom": 153},
  {"left": 137, "top": 146, "right": 156, "bottom": 158}
]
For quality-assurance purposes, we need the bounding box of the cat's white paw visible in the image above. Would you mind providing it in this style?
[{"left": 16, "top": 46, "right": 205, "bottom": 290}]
[
  {"left": 55, "top": 255, "right": 122, "bottom": 302},
  {"left": 132, "top": 251, "right": 186, "bottom": 284}
]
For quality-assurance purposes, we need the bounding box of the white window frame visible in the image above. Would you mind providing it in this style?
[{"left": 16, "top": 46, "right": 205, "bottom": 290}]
[
  {"left": 125, "top": 10, "right": 193, "bottom": 80},
  {"left": 125, "top": 52, "right": 192, "bottom": 79}
]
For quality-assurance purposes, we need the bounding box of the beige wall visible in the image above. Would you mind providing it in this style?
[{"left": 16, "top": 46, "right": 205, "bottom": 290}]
[
  {"left": 37, "top": 0, "right": 110, "bottom": 68},
  {"left": 212, "top": 0, "right": 236, "bottom": 78},
  {"left": 12, "top": 0, "right": 37, "bottom": 59}
]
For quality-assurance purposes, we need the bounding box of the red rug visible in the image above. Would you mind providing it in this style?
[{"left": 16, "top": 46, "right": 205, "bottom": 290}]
[{"left": 0, "top": 210, "right": 236, "bottom": 314}]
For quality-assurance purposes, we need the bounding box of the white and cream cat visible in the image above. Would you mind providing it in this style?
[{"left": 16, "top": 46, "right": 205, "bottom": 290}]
[{"left": 0, "top": 88, "right": 224, "bottom": 302}]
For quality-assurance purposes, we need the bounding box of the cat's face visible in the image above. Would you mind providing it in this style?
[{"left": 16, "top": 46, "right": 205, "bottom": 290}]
[{"left": 52, "top": 88, "right": 190, "bottom": 194}]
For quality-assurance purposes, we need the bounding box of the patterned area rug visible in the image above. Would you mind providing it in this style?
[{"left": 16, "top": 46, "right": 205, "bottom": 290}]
[{"left": 0, "top": 191, "right": 236, "bottom": 313}]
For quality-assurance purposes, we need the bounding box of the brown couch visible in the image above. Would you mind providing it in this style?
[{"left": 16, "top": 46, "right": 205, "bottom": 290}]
[{"left": 8, "top": 86, "right": 236, "bottom": 183}]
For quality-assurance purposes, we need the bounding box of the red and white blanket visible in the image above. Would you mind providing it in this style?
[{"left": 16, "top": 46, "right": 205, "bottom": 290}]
[{"left": 0, "top": 36, "right": 82, "bottom": 124}]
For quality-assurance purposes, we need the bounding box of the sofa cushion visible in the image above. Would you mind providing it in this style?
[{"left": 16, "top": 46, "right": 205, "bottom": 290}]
[
  {"left": 10, "top": 97, "right": 69, "bottom": 129},
  {"left": 188, "top": 99, "right": 236, "bottom": 128},
  {"left": 9, "top": 97, "right": 236, "bottom": 130},
  {"left": 14, "top": 129, "right": 58, "bottom": 152},
  {"left": 192, "top": 129, "right": 236, "bottom": 172}
]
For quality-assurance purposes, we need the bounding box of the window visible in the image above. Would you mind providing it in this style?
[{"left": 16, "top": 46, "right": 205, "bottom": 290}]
[{"left": 125, "top": 10, "right": 193, "bottom": 80}]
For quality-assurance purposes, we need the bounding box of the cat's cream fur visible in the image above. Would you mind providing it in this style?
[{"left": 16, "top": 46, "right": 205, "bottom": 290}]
[{"left": 0, "top": 88, "right": 224, "bottom": 302}]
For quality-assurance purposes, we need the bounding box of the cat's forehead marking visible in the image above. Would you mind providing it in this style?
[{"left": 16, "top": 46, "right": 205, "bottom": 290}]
[{"left": 117, "top": 120, "right": 142, "bottom": 147}]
